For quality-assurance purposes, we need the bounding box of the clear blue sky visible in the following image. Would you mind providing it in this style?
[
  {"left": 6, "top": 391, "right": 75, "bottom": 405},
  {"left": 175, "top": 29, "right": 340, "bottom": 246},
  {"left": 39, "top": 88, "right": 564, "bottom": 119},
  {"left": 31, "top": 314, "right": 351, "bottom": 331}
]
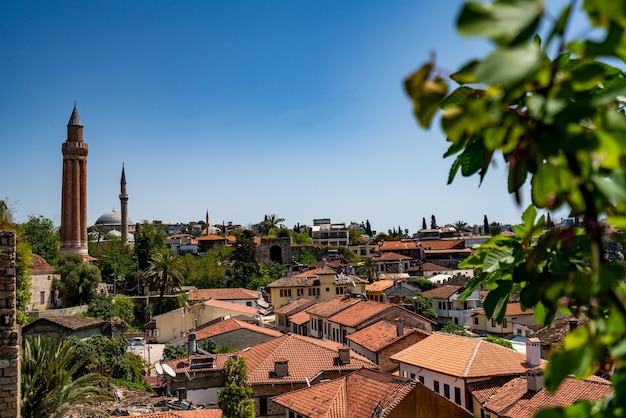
[{"left": 1, "top": 1, "right": 574, "bottom": 233}]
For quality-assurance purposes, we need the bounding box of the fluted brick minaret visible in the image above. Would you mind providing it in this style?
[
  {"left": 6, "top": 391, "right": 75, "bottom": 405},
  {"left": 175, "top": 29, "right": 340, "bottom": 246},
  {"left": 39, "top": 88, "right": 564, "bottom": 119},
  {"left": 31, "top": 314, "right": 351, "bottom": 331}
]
[
  {"left": 60, "top": 103, "right": 89, "bottom": 256},
  {"left": 120, "top": 164, "right": 129, "bottom": 244}
]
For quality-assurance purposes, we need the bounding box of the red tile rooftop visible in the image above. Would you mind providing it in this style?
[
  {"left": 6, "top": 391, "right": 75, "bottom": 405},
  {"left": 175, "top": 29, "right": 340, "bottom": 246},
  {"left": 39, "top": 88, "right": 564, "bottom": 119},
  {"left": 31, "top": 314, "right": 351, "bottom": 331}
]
[
  {"left": 188, "top": 287, "right": 259, "bottom": 301},
  {"left": 421, "top": 285, "right": 463, "bottom": 299},
  {"left": 391, "top": 332, "right": 541, "bottom": 378},
  {"left": 473, "top": 302, "right": 533, "bottom": 316},
  {"left": 346, "top": 319, "right": 430, "bottom": 353}
]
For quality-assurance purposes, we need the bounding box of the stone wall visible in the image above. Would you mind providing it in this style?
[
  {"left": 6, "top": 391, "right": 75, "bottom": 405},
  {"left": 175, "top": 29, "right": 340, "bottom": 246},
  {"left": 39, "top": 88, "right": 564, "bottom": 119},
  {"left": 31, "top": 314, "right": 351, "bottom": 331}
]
[{"left": 0, "top": 231, "right": 20, "bottom": 417}]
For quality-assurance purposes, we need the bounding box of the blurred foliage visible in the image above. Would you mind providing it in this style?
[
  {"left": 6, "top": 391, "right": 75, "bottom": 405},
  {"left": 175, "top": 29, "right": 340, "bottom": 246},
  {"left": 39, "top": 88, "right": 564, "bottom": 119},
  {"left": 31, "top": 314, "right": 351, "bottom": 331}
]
[{"left": 406, "top": 0, "right": 626, "bottom": 414}]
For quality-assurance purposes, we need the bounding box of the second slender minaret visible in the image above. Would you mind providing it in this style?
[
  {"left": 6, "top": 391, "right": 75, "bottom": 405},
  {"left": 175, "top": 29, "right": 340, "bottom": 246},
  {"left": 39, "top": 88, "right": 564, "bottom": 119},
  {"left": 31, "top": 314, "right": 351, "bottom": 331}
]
[
  {"left": 120, "top": 165, "right": 129, "bottom": 244},
  {"left": 60, "top": 103, "right": 89, "bottom": 256}
]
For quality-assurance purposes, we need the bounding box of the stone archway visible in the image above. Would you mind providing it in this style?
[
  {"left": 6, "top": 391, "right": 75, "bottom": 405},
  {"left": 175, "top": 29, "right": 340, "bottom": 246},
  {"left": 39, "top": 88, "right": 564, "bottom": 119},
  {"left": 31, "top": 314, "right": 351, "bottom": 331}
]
[{"left": 270, "top": 245, "right": 283, "bottom": 264}]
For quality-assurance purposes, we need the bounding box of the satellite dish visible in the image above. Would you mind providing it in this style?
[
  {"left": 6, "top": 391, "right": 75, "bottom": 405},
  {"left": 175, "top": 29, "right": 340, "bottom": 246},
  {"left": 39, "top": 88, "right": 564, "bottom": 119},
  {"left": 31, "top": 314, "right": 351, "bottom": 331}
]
[
  {"left": 162, "top": 363, "right": 176, "bottom": 378},
  {"left": 155, "top": 362, "right": 164, "bottom": 375}
]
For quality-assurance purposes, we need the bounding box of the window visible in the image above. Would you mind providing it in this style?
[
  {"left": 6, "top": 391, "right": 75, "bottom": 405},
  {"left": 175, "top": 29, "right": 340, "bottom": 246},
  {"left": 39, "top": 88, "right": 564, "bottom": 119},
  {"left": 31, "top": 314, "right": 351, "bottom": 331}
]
[
  {"left": 297, "top": 288, "right": 304, "bottom": 297},
  {"left": 491, "top": 318, "right": 497, "bottom": 327},
  {"left": 326, "top": 287, "right": 330, "bottom": 292},
  {"left": 517, "top": 328, "right": 522, "bottom": 336},
  {"left": 360, "top": 249, "right": 366, "bottom": 256},
  {"left": 434, "top": 380, "right": 440, "bottom": 393},
  {"left": 444, "top": 383, "right": 450, "bottom": 399},
  {"left": 503, "top": 318, "right": 508, "bottom": 328},
  {"left": 454, "top": 387, "right": 461, "bottom": 405},
  {"left": 246, "top": 301, "right": 252, "bottom": 307},
  {"left": 410, "top": 373, "right": 416, "bottom": 380},
  {"left": 474, "top": 317, "right": 479, "bottom": 325},
  {"left": 260, "top": 397, "right": 268, "bottom": 415},
  {"left": 419, "top": 375, "right": 424, "bottom": 384},
  {"left": 40, "top": 291, "right": 45, "bottom": 305},
  {"left": 289, "top": 411, "right": 295, "bottom": 418}
]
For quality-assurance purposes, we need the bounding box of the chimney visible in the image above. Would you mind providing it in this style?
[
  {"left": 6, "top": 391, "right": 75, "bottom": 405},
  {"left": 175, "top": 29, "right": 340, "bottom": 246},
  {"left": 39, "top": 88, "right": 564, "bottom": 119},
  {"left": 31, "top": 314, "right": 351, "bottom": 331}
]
[
  {"left": 322, "top": 258, "right": 327, "bottom": 268},
  {"left": 526, "top": 367, "right": 544, "bottom": 392},
  {"left": 274, "top": 359, "right": 289, "bottom": 377},
  {"left": 395, "top": 317, "right": 404, "bottom": 337},
  {"left": 338, "top": 347, "right": 351, "bottom": 364},
  {"left": 526, "top": 337, "right": 541, "bottom": 367},
  {"left": 187, "top": 331, "right": 197, "bottom": 354},
  {"left": 569, "top": 318, "right": 578, "bottom": 331}
]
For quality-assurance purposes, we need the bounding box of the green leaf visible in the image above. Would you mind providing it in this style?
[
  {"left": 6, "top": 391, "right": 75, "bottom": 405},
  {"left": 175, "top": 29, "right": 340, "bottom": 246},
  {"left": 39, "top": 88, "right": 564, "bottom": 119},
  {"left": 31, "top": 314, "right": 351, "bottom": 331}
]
[
  {"left": 440, "top": 86, "right": 475, "bottom": 109},
  {"left": 450, "top": 60, "right": 480, "bottom": 84},
  {"left": 405, "top": 64, "right": 448, "bottom": 128},
  {"left": 583, "top": 0, "right": 626, "bottom": 28},
  {"left": 475, "top": 42, "right": 542, "bottom": 86},
  {"left": 457, "top": 0, "right": 542, "bottom": 46},
  {"left": 569, "top": 21, "right": 626, "bottom": 62}
]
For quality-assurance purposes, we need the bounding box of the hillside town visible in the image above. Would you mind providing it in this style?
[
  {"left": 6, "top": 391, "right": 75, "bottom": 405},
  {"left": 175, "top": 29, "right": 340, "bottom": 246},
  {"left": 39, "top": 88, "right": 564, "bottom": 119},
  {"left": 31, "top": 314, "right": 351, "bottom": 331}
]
[{"left": 0, "top": 104, "right": 618, "bottom": 417}]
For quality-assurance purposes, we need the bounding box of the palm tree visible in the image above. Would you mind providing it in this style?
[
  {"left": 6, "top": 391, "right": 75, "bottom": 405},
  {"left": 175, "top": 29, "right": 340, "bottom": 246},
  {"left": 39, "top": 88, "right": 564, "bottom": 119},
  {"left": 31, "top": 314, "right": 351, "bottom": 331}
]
[
  {"left": 21, "top": 336, "right": 112, "bottom": 418},
  {"left": 357, "top": 257, "right": 378, "bottom": 283},
  {"left": 261, "top": 214, "right": 285, "bottom": 236},
  {"left": 143, "top": 249, "right": 185, "bottom": 312},
  {"left": 453, "top": 220, "right": 468, "bottom": 236}
]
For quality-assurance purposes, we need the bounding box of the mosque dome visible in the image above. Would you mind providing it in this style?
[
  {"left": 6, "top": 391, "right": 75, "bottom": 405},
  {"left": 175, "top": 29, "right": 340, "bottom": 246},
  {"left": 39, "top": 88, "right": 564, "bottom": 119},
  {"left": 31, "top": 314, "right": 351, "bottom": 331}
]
[{"left": 95, "top": 208, "right": 133, "bottom": 226}]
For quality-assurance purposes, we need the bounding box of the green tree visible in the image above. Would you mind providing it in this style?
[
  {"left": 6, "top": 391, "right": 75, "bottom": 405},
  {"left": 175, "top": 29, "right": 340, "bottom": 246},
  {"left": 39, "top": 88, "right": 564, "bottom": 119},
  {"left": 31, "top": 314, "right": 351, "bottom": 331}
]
[
  {"left": 20, "top": 215, "right": 60, "bottom": 267},
  {"left": 483, "top": 216, "right": 490, "bottom": 235},
  {"left": 54, "top": 254, "right": 101, "bottom": 306},
  {"left": 96, "top": 235, "right": 137, "bottom": 292},
  {"left": 357, "top": 257, "right": 377, "bottom": 283},
  {"left": 349, "top": 228, "right": 366, "bottom": 245},
  {"left": 406, "top": 0, "right": 626, "bottom": 414},
  {"left": 162, "top": 343, "right": 188, "bottom": 362},
  {"left": 133, "top": 221, "right": 167, "bottom": 271},
  {"left": 453, "top": 220, "right": 468, "bottom": 236},
  {"left": 143, "top": 249, "right": 184, "bottom": 313},
  {"left": 484, "top": 335, "right": 513, "bottom": 350},
  {"left": 218, "top": 357, "right": 255, "bottom": 418},
  {"left": 259, "top": 214, "right": 285, "bottom": 237},
  {"left": 113, "top": 294, "right": 135, "bottom": 324},
  {"left": 87, "top": 292, "right": 114, "bottom": 321},
  {"left": 21, "top": 336, "right": 112, "bottom": 418},
  {"left": 409, "top": 293, "right": 438, "bottom": 322},
  {"left": 15, "top": 240, "right": 33, "bottom": 324},
  {"left": 430, "top": 215, "right": 437, "bottom": 229},
  {"left": 293, "top": 248, "right": 317, "bottom": 266},
  {"left": 199, "top": 338, "right": 217, "bottom": 354},
  {"left": 440, "top": 321, "right": 468, "bottom": 337},
  {"left": 229, "top": 230, "right": 259, "bottom": 289},
  {"left": 489, "top": 222, "right": 502, "bottom": 236},
  {"left": 416, "top": 278, "right": 437, "bottom": 291},
  {"left": 68, "top": 336, "right": 147, "bottom": 387},
  {"left": 421, "top": 217, "right": 427, "bottom": 230},
  {"left": 291, "top": 230, "right": 313, "bottom": 245}
]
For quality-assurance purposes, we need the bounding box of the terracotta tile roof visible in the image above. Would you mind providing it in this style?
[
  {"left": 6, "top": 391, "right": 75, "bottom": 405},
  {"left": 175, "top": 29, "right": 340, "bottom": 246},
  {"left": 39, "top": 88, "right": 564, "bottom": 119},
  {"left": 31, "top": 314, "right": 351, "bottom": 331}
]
[
  {"left": 328, "top": 301, "right": 393, "bottom": 327},
  {"left": 365, "top": 280, "right": 395, "bottom": 292},
  {"left": 170, "top": 318, "right": 282, "bottom": 344},
  {"left": 291, "top": 267, "right": 325, "bottom": 278},
  {"left": 420, "top": 262, "right": 454, "bottom": 271},
  {"left": 473, "top": 303, "right": 533, "bottom": 317},
  {"left": 195, "top": 234, "right": 228, "bottom": 242},
  {"left": 188, "top": 288, "right": 259, "bottom": 301},
  {"left": 390, "top": 333, "right": 537, "bottom": 378},
  {"left": 272, "top": 368, "right": 415, "bottom": 418},
  {"left": 480, "top": 375, "right": 612, "bottom": 418},
  {"left": 30, "top": 254, "right": 55, "bottom": 272},
  {"left": 306, "top": 296, "right": 363, "bottom": 318},
  {"left": 267, "top": 275, "right": 317, "bottom": 288},
  {"left": 164, "top": 353, "right": 229, "bottom": 374},
  {"left": 309, "top": 259, "right": 355, "bottom": 270},
  {"left": 418, "top": 239, "right": 466, "bottom": 250},
  {"left": 238, "top": 333, "right": 378, "bottom": 384},
  {"left": 346, "top": 320, "right": 430, "bottom": 353},
  {"left": 203, "top": 299, "right": 259, "bottom": 316},
  {"left": 111, "top": 411, "right": 222, "bottom": 418},
  {"left": 378, "top": 241, "right": 419, "bottom": 250},
  {"left": 372, "top": 252, "right": 412, "bottom": 262},
  {"left": 422, "top": 285, "right": 463, "bottom": 300},
  {"left": 29, "top": 315, "right": 106, "bottom": 331},
  {"left": 288, "top": 310, "right": 310, "bottom": 325},
  {"left": 423, "top": 248, "right": 472, "bottom": 255},
  {"left": 467, "top": 377, "right": 515, "bottom": 404},
  {"left": 530, "top": 316, "right": 586, "bottom": 345},
  {"left": 273, "top": 298, "right": 318, "bottom": 315}
]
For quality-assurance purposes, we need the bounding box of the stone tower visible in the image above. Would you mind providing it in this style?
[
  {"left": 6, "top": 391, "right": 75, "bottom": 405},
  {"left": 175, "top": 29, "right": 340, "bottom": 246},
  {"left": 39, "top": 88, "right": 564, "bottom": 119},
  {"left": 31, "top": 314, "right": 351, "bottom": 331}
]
[
  {"left": 60, "top": 103, "right": 89, "bottom": 256},
  {"left": 120, "top": 165, "right": 129, "bottom": 243}
]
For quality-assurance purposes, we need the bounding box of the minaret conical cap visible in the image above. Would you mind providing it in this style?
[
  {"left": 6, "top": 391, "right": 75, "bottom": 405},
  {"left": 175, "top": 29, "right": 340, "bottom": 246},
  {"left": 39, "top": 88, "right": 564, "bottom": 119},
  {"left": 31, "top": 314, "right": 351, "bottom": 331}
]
[{"left": 67, "top": 101, "right": 82, "bottom": 126}]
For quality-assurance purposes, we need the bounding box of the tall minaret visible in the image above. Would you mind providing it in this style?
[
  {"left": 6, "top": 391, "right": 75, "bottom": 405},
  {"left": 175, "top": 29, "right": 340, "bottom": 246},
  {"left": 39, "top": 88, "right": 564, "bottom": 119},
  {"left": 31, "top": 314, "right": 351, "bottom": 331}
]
[
  {"left": 120, "top": 164, "right": 129, "bottom": 244},
  {"left": 60, "top": 103, "right": 89, "bottom": 256}
]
